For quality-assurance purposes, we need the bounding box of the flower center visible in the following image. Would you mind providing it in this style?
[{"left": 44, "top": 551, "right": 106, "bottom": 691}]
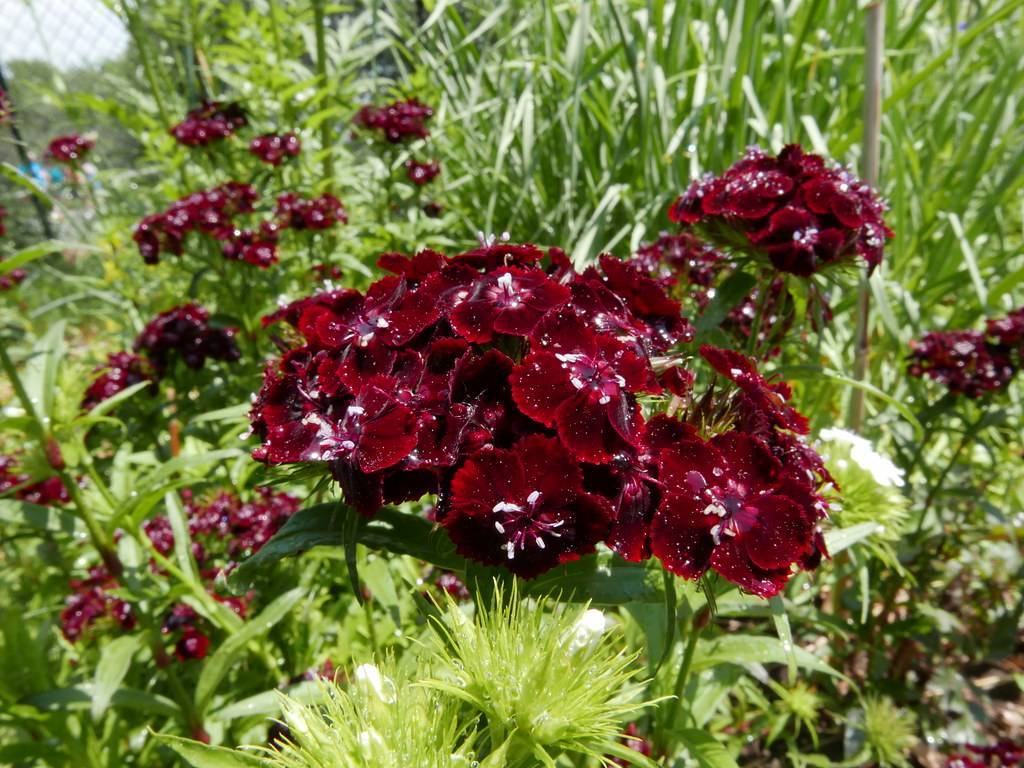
[
  {"left": 491, "top": 490, "right": 565, "bottom": 559},
  {"left": 685, "top": 469, "right": 759, "bottom": 545},
  {"left": 486, "top": 271, "right": 524, "bottom": 309},
  {"left": 556, "top": 353, "right": 626, "bottom": 405}
]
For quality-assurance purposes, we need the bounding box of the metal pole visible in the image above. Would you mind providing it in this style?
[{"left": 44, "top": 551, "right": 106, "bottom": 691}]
[
  {"left": 0, "top": 62, "right": 57, "bottom": 239},
  {"left": 849, "top": 2, "right": 884, "bottom": 431}
]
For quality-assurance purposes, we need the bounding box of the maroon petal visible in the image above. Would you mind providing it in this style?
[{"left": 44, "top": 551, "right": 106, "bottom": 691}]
[
  {"left": 449, "top": 447, "right": 524, "bottom": 519},
  {"left": 515, "top": 434, "right": 584, "bottom": 508},
  {"left": 743, "top": 494, "right": 814, "bottom": 571},
  {"left": 510, "top": 352, "right": 576, "bottom": 427},
  {"left": 650, "top": 493, "right": 715, "bottom": 579},
  {"left": 555, "top": 391, "right": 637, "bottom": 463},
  {"left": 710, "top": 542, "right": 791, "bottom": 598}
]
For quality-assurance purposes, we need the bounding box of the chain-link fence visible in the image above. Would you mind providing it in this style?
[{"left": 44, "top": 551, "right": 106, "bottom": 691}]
[
  {"left": 1, "top": 0, "right": 129, "bottom": 72},
  {"left": 0, "top": 0, "right": 134, "bottom": 241}
]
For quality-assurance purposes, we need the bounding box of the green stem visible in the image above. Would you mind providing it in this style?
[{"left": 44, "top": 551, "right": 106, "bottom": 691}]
[
  {"left": 915, "top": 413, "right": 985, "bottom": 535},
  {"left": 660, "top": 610, "right": 705, "bottom": 753},
  {"left": 746, "top": 272, "right": 773, "bottom": 356},
  {"left": 312, "top": 0, "right": 335, "bottom": 189},
  {"left": 0, "top": 346, "right": 121, "bottom": 575},
  {"left": 123, "top": 3, "right": 173, "bottom": 127}
]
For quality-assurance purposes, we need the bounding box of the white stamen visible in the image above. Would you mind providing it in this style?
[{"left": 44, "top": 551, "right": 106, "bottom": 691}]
[
  {"left": 494, "top": 520, "right": 505, "bottom": 534},
  {"left": 526, "top": 490, "right": 541, "bottom": 505}
]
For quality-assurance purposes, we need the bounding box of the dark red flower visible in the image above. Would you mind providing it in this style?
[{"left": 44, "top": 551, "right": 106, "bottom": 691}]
[
  {"left": 405, "top": 158, "right": 440, "bottom": 185},
  {"left": 0, "top": 455, "right": 70, "bottom": 506},
  {"left": 422, "top": 201, "right": 443, "bottom": 218},
  {"left": 354, "top": 98, "right": 433, "bottom": 143},
  {"left": 133, "top": 182, "right": 259, "bottom": 264},
  {"left": 443, "top": 435, "right": 612, "bottom": 578},
  {"left": 134, "top": 304, "right": 240, "bottom": 375},
  {"left": 669, "top": 144, "right": 892, "bottom": 275},
  {"left": 221, "top": 226, "right": 279, "bottom": 268},
  {"left": 511, "top": 307, "right": 656, "bottom": 463},
  {"left": 249, "top": 132, "right": 301, "bottom": 165},
  {"left": 434, "top": 571, "right": 471, "bottom": 601},
  {"left": 908, "top": 329, "right": 1016, "bottom": 398},
  {"left": 449, "top": 266, "right": 571, "bottom": 343},
  {"left": 0, "top": 204, "right": 7, "bottom": 237},
  {"left": 171, "top": 101, "right": 248, "bottom": 146},
  {"left": 986, "top": 306, "right": 1024, "bottom": 351},
  {"left": 275, "top": 192, "right": 347, "bottom": 230},
  {"left": 60, "top": 566, "right": 135, "bottom": 642},
  {"left": 651, "top": 431, "right": 818, "bottom": 597},
  {"left": 47, "top": 134, "right": 94, "bottom": 164},
  {"left": 83, "top": 352, "right": 157, "bottom": 409},
  {"left": 609, "top": 724, "right": 654, "bottom": 766},
  {"left": 700, "top": 345, "right": 809, "bottom": 433}
]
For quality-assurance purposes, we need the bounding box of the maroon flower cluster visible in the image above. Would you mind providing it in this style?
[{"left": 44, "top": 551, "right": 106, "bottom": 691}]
[
  {"left": 83, "top": 352, "right": 156, "bottom": 410},
  {"left": 61, "top": 488, "right": 297, "bottom": 653},
  {"left": 908, "top": 307, "right": 1024, "bottom": 398},
  {"left": 630, "top": 231, "right": 816, "bottom": 353},
  {"left": 0, "top": 269, "right": 24, "bottom": 291},
  {"left": 354, "top": 98, "right": 433, "bottom": 143},
  {"left": 134, "top": 303, "right": 240, "bottom": 375},
  {"left": 405, "top": 158, "right": 440, "bottom": 186},
  {"left": 610, "top": 724, "right": 654, "bottom": 766},
  {"left": 0, "top": 203, "right": 7, "bottom": 237},
  {"left": 250, "top": 241, "right": 828, "bottom": 593},
  {"left": 133, "top": 181, "right": 258, "bottom": 264},
  {"left": 250, "top": 132, "right": 301, "bottom": 165},
  {"left": 60, "top": 566, "right": 135, "bottom": 642},
  {"left": 275, "top": 192, "right": 347, "bottom": 230},
  {"left": 669, "top": 144, "right": 892, "bottom": 276},
  {"left": 947, "top": 739, "right": 1023, "bottom": 768},
  {"left": 0, "top": 455, "right": 69, "bottom": 505},
  {"left": 47, "top": 134, "right": 94, "bottom": 164},
  {"left": 171, "top": 101, "right": 248, "bottom": 146}
]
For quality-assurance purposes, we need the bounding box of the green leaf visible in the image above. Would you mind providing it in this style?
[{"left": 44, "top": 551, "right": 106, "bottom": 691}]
[
  {"left": 0, "top": 241, "right": 92, "bottom": 275},
  {"left": 694, "top": 271, "right": 758, "bottom": 335},
  {"left": 81, "top": 380, "right": 153, "bottom": 418},
  {"left": 25, "top": 686, "right": 179, "bottom": 718},
  {"left": 228, "top": 503, "right": 463, "bottom": 592},
  {"left": 824, "top": 522, "right": 879, "bottom": 556},
  {"left": 194, "top": 587, "right": 304, "bottom": 714},
  {"left": 152, "top": 732, "right": 270, "bottom": 767},
  {"left": 692, "top": 634, "right": 847, "bottom": 681},
  {"left": 91, "top": 634, "right": 141, "bottom": 720},
  {"left": 676, "top": 728, "right": 739, "bottom": 768},
  {"left": 21, "top": 321, "right": 66, "bottom": 422},
  {"left": 521, "top": 552, "right": 665, "bottom": 605},
  {"left": 210, "top": 681, "right": 321, "bottom": 721},
  {"left": 768, "top": 595, "right": 796, "bottom": 680},
  {"left": 165, "top": 491, "right": 201, "bottom": 584},
  {"left": 0, "top": 499, "right": 79, "bottom": 535}
]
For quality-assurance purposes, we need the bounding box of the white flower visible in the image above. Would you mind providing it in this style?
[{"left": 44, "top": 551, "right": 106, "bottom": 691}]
[
  {"left": 819, "top": 428, "right": 904, "bottom": 487},
  {"left": 353, "top": 663, "right": 396, "bottom": 704},
  {"left": 567, "top": 608, "right": 609, "bottom": 653}
]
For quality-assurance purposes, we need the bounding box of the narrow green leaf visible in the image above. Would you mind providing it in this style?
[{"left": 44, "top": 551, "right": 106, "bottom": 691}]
[
  {"left": 91, "top": 635, "right": 141, "bottom": 720},
  {"left": 193, "top": 587, "right": 304, "bottom": 714},
  {"left": 694, "top": 271, "right": 758, "bottom": 335},
  {"left": 768, "top": 596, "right": 796, "bottom": 680},
  {"left": 676, "top": 728, "right": 739, "bottom": 768},
  {"left": 152, "top": 732, "right": 270, "bottom": 767}
]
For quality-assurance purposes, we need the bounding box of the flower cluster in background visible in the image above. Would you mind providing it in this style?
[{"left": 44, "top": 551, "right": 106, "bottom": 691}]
[
  {"left": 134, "top": 303, "right": 240, "bottom": 375},
  {"left": 908, "top": 306, "right": 1024, "bottom": 397},
  {"left": 250, "top": 239, "right": 831, "bottom": 594},
  {"left": 0, "top": 454, "right": 70, "bottom": 505},
  {"left": 47, "top": 134, "right": 94, "bottom": 164},
  {"left": 60, "top": 488, "right": 298, "bottom": 658},
  {"left": 250, "top": 132, "right": 301, "bottom": 166},
  {"left": 171, "top": 101, "right": 249, "bottom": 146},
  {"left": 354, "top": 98, "right": 433, "bottom": 143},
  {"left": 669, "top": 144, "right": 892, "bottom": 276}
]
